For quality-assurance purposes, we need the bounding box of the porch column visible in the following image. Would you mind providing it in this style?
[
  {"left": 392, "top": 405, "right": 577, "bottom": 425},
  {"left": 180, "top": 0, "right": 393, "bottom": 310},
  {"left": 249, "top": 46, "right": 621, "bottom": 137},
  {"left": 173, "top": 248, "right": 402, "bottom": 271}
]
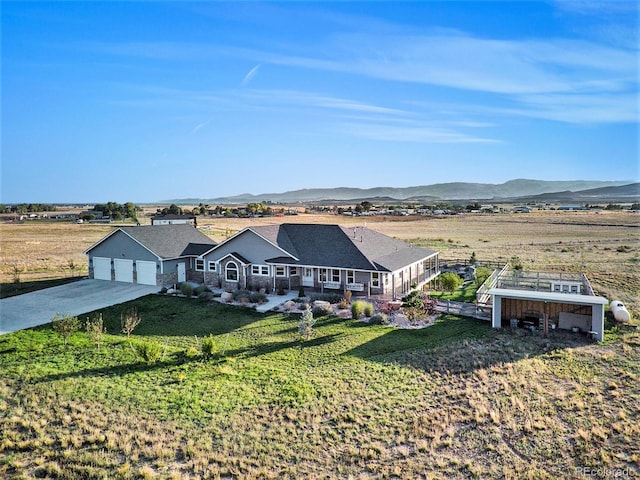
[
  {"left": 591, "top": 303, "right": 604, "bottom": 342},
  {"left": 492, "top": 295, "right": 502, "bottom": 329}
]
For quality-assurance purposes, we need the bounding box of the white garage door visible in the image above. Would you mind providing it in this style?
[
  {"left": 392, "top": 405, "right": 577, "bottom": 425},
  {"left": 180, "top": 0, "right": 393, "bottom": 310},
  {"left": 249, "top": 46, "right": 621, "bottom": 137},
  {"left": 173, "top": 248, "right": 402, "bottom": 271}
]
[
  {"left": 114, "top": 259, "right": 134, "bottom": 283},
  {"left": 136, "top": 261, "right": 157, "bottom": 285},
  {"left": 93, "top": 257, "right": 111, "bottom": 281}
]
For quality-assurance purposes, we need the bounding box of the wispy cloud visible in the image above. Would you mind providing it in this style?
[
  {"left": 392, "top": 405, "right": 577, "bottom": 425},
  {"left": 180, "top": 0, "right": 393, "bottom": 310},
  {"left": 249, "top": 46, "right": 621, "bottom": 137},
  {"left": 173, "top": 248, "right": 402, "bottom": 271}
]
[
  {"left": 338, "top": 121, "right": 500, "bottom": 144},
  {"left": 243, "top": 89, "right": 410, "bottom": 116},
  {"left": 242, "top": 64, "right": 261, "bottom": 86},
  {"left": 189, "top": 119, "right": 210, "bottom": 135},
  {"left": 552, "top": 0, "right": 638, "bottom": 15}
]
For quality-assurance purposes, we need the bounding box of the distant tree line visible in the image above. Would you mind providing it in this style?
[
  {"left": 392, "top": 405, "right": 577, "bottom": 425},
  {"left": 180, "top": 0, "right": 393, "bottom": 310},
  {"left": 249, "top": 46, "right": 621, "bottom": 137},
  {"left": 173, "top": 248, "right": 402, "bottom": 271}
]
[
  {"left": 0, "top": 203, "right": 57, "bottom": 214},
  {"left": 85, "top": 202, "right": 140, "bottom": 221}
]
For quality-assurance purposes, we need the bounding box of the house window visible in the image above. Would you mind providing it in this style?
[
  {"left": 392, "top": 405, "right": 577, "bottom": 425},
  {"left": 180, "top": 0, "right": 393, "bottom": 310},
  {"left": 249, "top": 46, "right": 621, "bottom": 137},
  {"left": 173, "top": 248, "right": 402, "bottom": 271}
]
[
  {"left": 332, "top": 269, "right": 340, "bottom": 282},
  {"left": 226, "top": 262, "right": 238, "bottom": 281},
  {"left": 251, "top": 265, "right": 270, "bottom": 276},
  {"left": 275, "top": 266, "right": 286, "bottom": 277},
  {"left": 371, "top": 272, "right": 380, "bottom": 288},
  {"left": 195, "top": 259, "right": 205, "bottom": 271},
  {"left": 290, "top": 267, "right": 298, "bottom": 276},
  {"left": 208, "top": 261, "right": 217, "bottom": 272},
  {"left": 347, "top": 270, "right": 355, "bottom": 284},
  {"left": 319, "top": 268, "right": 328, "bottom": 282}
]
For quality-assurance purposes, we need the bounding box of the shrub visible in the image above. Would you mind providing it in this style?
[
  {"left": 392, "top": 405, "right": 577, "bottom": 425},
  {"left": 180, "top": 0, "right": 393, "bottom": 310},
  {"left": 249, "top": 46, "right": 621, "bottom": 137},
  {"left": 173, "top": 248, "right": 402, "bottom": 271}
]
[
  {"left": 233, "top": 290, "right": 251, "bottom": 304},
  {"left": 510, "top": 255, "right": 523, "bottom": 271},
  {"left": 249, "top": 292, "right": 267, "bottom": 304},
  {"left": 475, "top": 266, "right": 492, "bottom": 285},
  {"left": 402, "top": 290, "right": 424, "bottom": 309},
  {"left": 198, "top": 291, "right": 213, "bottom": 301},
  {"left": 159, "top": 287, "right": 168, "bottom": 294},
  {"left": 369, "top": 313, "right": 390, "bottom": 325},
  {"left": 51, "top": 312, "right": 80, "bottom": 346},
  {"left": 312, "top": 304, "right": 333, "bottom": 318},
  {"left": 184, "top": 346, "right": 200, "bottom": 359},
  {"left": 194, "top": 285, "right": 209, "bottom": 296},
  {"left": 351, "top": 301, "right": 365, "bottom": 319},
  {"left": 298, "top": 286, "right": 305, "bottom": 298},
  {"left": 277, "top": 285, "right": 285, "bottom": 295},
  {"left": 135, "top": 341, "right": 162, "bottom": 364},
  {"left": 440, "top": 272, "right": 463, "bottom": 292},
  {"left": 345, "top": 290, "right": 352, "bottom": 304},
  {"left": 121, "top": 308, "right": 142, "bottom": 337},
  {"left": 298, "top": 308, "right": 316, "bottom": 341},
  {"left": 85, "top": 314, "right": 105, "bottom": 352},
  {"left": 180, "top": 283, "right": 193, "bottom": 297},
  {"left": 337, "top": 298, "right": 349, "bottom": 309},
  {"left": 201, "top": 335, "right": 217, "bottom": 359},
  {"left": 363, "top": 302, "right": 374, "bottom": 317},
  {"left": 404, "top": 306, "right": 423, "bottom": 321}
]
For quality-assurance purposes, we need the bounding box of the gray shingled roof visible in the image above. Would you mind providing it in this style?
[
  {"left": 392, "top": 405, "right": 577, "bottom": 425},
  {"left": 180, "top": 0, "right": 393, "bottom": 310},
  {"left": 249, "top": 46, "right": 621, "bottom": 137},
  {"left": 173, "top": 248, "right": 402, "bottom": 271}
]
[
  {"left": 118, "top": 224, "right": 216, "bottom": 259},
  {"left": 254, "top": 224, "right": 437, "bottom": 272}
]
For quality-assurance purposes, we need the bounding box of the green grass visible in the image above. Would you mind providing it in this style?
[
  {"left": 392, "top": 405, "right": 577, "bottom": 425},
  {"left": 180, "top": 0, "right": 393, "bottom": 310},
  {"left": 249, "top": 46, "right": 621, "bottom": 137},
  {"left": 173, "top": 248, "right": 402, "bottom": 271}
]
[
  {"left": 429, "top": 280, "right": 480, "bottom": 302},
  {"left": 1, "top": 295, "right": 638, "bottom": 479}
]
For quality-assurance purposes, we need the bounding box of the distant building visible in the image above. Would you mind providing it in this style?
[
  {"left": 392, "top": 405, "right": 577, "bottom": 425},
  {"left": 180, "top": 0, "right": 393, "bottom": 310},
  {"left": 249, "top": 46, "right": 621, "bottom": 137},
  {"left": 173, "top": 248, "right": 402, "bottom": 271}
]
[
  {"left": 151, "top": 214, "right": 196, "bottom": 226},
  {"left": 512, "top": 206, "right": 532, "bottom": 213},
  {"left": 558, "top": 205, "right": 588, "bottom": 211}
]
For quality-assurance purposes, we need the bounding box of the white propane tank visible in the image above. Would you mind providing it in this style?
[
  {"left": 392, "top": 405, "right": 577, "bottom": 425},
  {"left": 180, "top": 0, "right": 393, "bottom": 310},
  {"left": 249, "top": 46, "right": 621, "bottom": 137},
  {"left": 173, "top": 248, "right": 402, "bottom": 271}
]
[{"left": 610, "top": 300, "right": 631, "bottom": 323}]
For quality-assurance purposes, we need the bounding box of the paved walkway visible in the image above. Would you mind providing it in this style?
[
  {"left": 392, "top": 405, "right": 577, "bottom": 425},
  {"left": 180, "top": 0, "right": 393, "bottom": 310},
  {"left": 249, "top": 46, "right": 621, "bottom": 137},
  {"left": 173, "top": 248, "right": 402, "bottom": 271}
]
[
  {"left": 0, "top": 280, "right": 158, "bottom": 335},
  {"left": 255, "top": 292, "right": 299, "bottom": 313}
]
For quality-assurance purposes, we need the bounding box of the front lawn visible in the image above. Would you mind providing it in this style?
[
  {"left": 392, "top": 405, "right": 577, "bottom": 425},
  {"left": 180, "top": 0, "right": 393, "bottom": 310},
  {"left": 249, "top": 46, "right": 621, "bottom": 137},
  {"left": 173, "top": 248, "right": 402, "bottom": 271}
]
[{"left": 1, "top": 295, "right": 638, "bottom": 479}]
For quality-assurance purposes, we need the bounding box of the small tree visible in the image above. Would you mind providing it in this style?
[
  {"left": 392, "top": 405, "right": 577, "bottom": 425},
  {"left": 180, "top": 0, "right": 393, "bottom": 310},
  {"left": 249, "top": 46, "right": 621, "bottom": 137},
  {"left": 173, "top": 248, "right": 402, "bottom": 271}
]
[
  {"left": 135, "top": 341, "right": 162, "bottom": 364},
  {"left": 469, "top": 251, "right": 478, "bottom": 265},
  {"left": 121, "top": 308, "right": 142, "bottom": 337},
  {"left": 510, "top": 255, "right": 523, "bottom": 271},
  {"left": 86, "top": 314, "right": 105, "bottom": 352},
  {"left": 12, "top": 265, "right": 21, "bottom": 284},
  {"left": 68, "top": 260, "right": 76, "bottom": 277},
  {"left": 475, "top": 266, "right": 492, "bottom": 285},
  {"left": 52, "top": 313, "right": 80, "bottom": 346},
  {"left": 298, "top": 308, "right": 317, "bottom": 341},
  {"left": 201, "top": 335, "right": 218, "bottom": 359},
  {"left": 440, "top": 272, "right": 463, "bottom": 292}
]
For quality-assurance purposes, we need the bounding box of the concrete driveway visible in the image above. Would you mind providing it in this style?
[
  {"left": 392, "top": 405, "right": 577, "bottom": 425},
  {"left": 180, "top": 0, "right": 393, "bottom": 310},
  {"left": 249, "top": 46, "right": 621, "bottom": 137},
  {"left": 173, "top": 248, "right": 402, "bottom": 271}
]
[{"left": 0, "top": 279, "right": 159, "bottom": 335}]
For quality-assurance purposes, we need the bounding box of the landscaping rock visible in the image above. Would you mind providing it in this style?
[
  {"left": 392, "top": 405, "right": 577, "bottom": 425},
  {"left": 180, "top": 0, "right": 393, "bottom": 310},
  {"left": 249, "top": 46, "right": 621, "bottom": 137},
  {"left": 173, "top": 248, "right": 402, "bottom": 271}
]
[
  {"left": 283, "top": 300, "right": 297, "bottom": 311},
  {"left": 312, "top": 300, "right": 331, "bottom": 310},
  {"left": 221, "top": 292, "right": 234, "bottom": 303}
]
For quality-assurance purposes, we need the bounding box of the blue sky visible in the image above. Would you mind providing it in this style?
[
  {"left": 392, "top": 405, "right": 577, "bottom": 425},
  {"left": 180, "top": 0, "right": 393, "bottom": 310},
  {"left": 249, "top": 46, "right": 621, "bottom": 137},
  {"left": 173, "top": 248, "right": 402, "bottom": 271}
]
[{"left": 2, "top": 1, "right": 638, "bottom": 203}]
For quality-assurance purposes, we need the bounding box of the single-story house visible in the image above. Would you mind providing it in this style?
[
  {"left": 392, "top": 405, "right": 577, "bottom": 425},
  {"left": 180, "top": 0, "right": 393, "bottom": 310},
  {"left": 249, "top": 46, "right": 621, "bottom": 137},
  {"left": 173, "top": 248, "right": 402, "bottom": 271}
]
[
  {"left": 194, "top": 223, "right": 440, "bottom": 298},
  {"left": 84, "top": 224, "right": 216, "bottom": 286},
  {"left": 486, "top": 270, "right": 608, "bottom": 341},
  {"left": 151, "top": 214, "right": 196, "bottom": 226}
]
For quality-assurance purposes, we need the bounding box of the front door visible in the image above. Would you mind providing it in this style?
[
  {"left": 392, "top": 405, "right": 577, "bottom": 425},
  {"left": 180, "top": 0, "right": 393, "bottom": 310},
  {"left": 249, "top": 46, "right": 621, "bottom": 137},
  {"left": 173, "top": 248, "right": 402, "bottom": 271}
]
[
  {"left": 302, "top": 267, "right": 314, "bottom": 287},
  {"left": 177, "top": 263, "right": 186, "bottom": 283}
]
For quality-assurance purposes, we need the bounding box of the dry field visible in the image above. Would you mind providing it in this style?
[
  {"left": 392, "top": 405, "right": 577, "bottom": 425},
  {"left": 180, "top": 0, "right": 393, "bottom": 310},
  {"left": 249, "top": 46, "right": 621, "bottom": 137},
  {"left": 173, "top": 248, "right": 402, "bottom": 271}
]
[
  {"left": 1, "top": 210, "right": 639, "bottom": 479},
  {"left": 2, "top": 210, "right": 638, "bottom": 313}
]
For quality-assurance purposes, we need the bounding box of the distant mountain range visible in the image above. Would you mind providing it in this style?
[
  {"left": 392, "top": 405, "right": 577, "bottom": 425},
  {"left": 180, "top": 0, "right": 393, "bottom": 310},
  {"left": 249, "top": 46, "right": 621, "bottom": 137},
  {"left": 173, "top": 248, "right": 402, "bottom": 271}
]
[{"left": 162, "top": 179, "right": 639, "bottom": 205}]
